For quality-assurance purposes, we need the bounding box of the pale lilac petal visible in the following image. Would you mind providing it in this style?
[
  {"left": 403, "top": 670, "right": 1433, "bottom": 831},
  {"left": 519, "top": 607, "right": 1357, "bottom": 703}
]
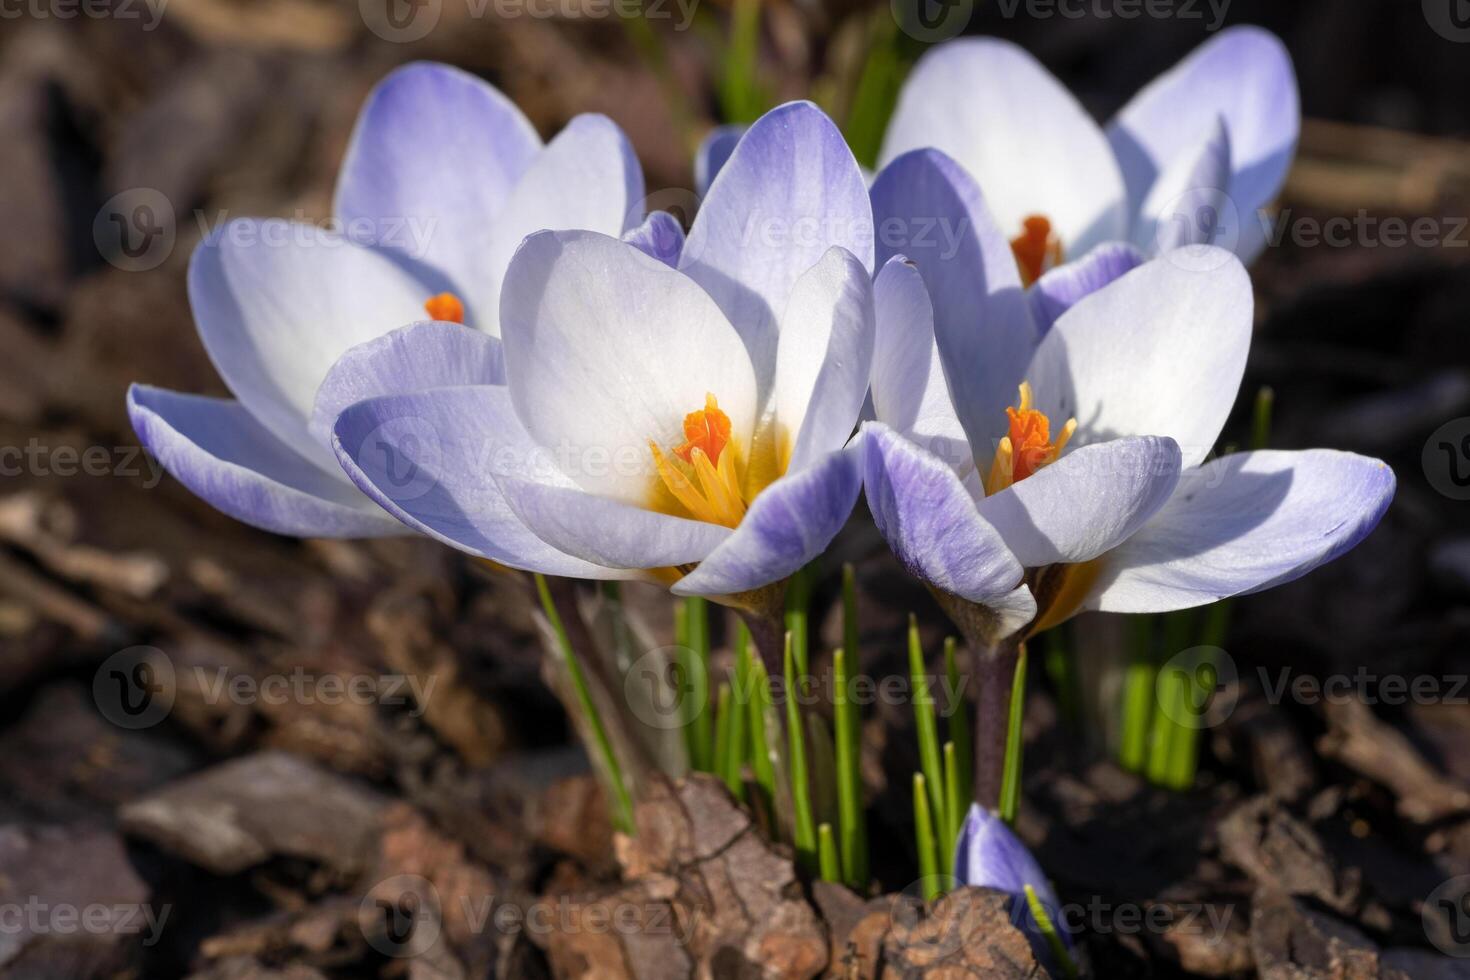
[
  {"left": 976, "top": 436, "right": 1181, "bottom": 568},
  {"left": 499, "top": 230, "right": 757, "bottom": 506},
  {"left": 1028, "top": 241, "right": 1143, "bottom": 335},
  {"left": 869, "top": 255, "right": 973, "bottom": 481},
  {"left": 622, "top": 210, "right": 685, "bottom": 267},
  {"left": 1088, "top": 449, "right": 1396, "bottom": 614},
  {"left": 694, "top": 124, "right": 743, "bottom": 198},
  {"left": 773, "top": 248, "right": 875, "bottom": 472},
  {"left": 680, "top": 102, "right": 872, "bottom": 384},
  {"left": 129, "top": 385, "right": 403, "bottom": 538},
  {"left": 332, "top": 385, "right": 633, "bottom": 578},
  {"left": 1025, "top": 248, "right": 1252, "bottom": 470},
  {"left": 871, "top": 149, "right": 1035, "bottom": 452},
  {"left": 1109, "top": 26, "right": 1299, "bottom": 263},
  {"left": 333, "top": 62, "right": 542, "bottom": 320},
  {"left": 672, "top": 440, "right": 862, "bottom": 597},
  {"left": 880, "top": 38, "right": 1128, "bottom": 255},
  {"left": 862, "top": 422, "right": 1023, "bottom": 603},
  {"left": 310, "top": 321, "right": 505, "bottom": 447},
  {"left": 497, "top": 477, "right": 731, "bottom": 570},
  {"left": 1135, "top": 117, "right": 1233, "bottom": 255},
  {"left": 480, "top": 114, "right": 646, "bottom": 335},
  {"left": 189, "top": 221, "right": 434, "bottom": 471},
  {"left": 955, "top": 804, "right": 1069, "bottom": 949}
]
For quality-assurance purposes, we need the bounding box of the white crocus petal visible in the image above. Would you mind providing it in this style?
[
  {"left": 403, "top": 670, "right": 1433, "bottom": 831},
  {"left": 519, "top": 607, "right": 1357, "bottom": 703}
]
[
  {"left": 879, "top": 38, "right": 1128, "bottom": 255},
  {"left": 1089, "top": 450, "right": 1395, "bottom": 614},
  {"left": 976, "top": 436, "right": 1181, "bottom": 568},
  {"left": 772, "top": 247, "right": 875, "bottom": 473},
  {"left": 332, "top": 384, "right": 637, "bottom": 578},
  {"left": 1108, "top": 26, "right": 1299, "bottom": 264},
  {"left": 481, "top": 115, "right": 645, "bottom": 336},
  {"left": 681, "top": 102, "right": 873, "bottom": 388},
  {"left": 1026, "top": 247, "right": 1252, "bottom": 470},
  {"left": 1134, "top": 117, "right": 1232, "bottom": 255},
  {"left": 499, "top": 230, "right": 758, "bottom": 507},
  {"left": 190, "top": 221, "right": 434, "bottom": 472},
  {"left": 869, "top": 255, "right": 973, "bottom": 483}
]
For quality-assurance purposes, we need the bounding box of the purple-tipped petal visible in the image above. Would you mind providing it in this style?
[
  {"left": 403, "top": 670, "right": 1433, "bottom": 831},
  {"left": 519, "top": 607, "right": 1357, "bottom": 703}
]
[
  {"left": 977, "top": 436, "right": 1182, "bottom": 568},
  {"left": 672, "top": 439, "right": 863, "bottom": 597},
  {"left": 870, "top": 256, "right": 972, "bottom": 477},
  {"left": 862, "top": 422, "right": 1023, "bottom": 603},
  {"left": 332, "top": 385, "right": 632, "bottom": 578},
  {"left": 333, "top": 62, "right": 542, "bottom": 317},
  {"left": 1025, "top": 248, "right": 1252, "bottom": 470},
  {"left": 880, "top": 38, "right": 1128, "bottom": 255},
  {"left": 310, "top": 321, "right": 506, "bottom": 447},
  {"left": 1135, "top": 117, "right": 1233, "bottom": 255},
  {"left": 189, "top": 221, "right": 435, "bottom": 470},
  {"left": 694, "top": 124, "right": 744, "bottom": 198},
  {"left": 1109, "top": 26, "right": 1299, "bottom": 263},
  {"left": 622, "top": 211, "right": 685, "bottom": 267},
  {"left": 681, "top": 102, "right": 872, "bottom": 384},
  {"left": 774, "top": 248, "right": 875, "bottom": 472},
  {"left": 129, "top": 384, "right": 403, "bottom": 538},
  {"left": 871, "top": 150, "right": 1036, "bottom": 453},
  {"left": 1088, "top": 449, "right": 1396, "bottom": 614},
  {"left": 954, "top": 804, "right": 1069, "bottom": 949},
  {"left": 1028, "top": 241, "right": 1144, "bottom": 335}
]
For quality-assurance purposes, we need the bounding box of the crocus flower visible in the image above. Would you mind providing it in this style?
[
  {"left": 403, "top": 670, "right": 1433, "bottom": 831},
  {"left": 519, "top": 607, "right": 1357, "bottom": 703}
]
[
  {"left": 954, "top": 804, "right": 1069, "bottom": 951},
  {"left": 127, "top": 63, "right": 655, "bottom": 539},
  {"left": 331, "top": 102, "right": 875, "bottom": 610},
  {"left": 864, "top": 236, "right": 1395, "bottom": 648},
  {"left": 877, "top": 26, "right": 1298, "bottom": 281}
]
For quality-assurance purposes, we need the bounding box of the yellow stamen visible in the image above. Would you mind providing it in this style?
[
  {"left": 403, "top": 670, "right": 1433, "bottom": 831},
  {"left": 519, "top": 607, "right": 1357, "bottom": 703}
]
[
  {"left": 651, "top": 394, "right": 747, "bottom": 528},
  {"left": 983, "top": 383, "right": 1077, "bottom": 495},
  {"left": 424, "top": 292, "right": 465, "bottom": 324},
  {"left": 1010, "top": 215, "right": 1063, "bottom": 287}
]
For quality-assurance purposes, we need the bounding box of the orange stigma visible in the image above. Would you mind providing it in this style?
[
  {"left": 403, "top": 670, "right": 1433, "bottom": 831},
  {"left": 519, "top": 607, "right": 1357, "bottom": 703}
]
[
  {"left": 673, "top": 393, "right": 732, "bottom": 467},
  {"left": 1010, "top": 215, "right": 1063, "bottom": 287},
  {"left": 650, "top": 394, "right": 746, "bottom": 528},
  {"left": 985, "top": 382, "right": 1076, "bottom": 495},
  {"left": 424, "top": 292, "right": 465, "bottom": 324}
]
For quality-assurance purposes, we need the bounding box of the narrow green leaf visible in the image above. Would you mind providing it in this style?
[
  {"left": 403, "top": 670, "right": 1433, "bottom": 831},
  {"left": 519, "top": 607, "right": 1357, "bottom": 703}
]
[
  {"left": 998, "top": 645, "right": 1028, "bottom": 826},
  {"left": 724, "top": 624, "right": 750, "bottom": 801},
  {"left": 833, "top": 646, "right": 867, "bottom": 889},
  {"left": 1251, "top": 385, "right": 1275, "bottom": 451},
  {"left": 536, "top": 575, "right": 635, "bottom": 834},
  {"left": 1119, "top": 617, "right": 1156, "bottom": 773},
  {"left": 943, "top": 636, "right": 972, "bottom": 807},
  {"left": 785, "top": 635, "right": 817, "bottom": 867},
  {"left": 908, "top": 616, "right": 946, "bottom": 833},
  {"left": 746, "top": 632, "right": 778, "bottom": 810},
  {"left": 785, "top": 564, "right": 812, "bottom": 678},
  {"left": 1024, "top": 884, "right": 1078, "bottom": 979},
  {"left": 913, "top": 773, "right": 941, "bottom": 900},
  {"left": 942, "top": 741, "right": 961, "bottom": 875},
  {"left": 719, "top": 0, "right": 766, "bottom": 123},
  {"left": 817, "top": 822, "right": 842, "bottom": 883},
  {"left": 712, "top": 680, "right": 733, "bottom": 789},
  {"left": 683, "top": 598, "right": 713, "bottom": 772}
]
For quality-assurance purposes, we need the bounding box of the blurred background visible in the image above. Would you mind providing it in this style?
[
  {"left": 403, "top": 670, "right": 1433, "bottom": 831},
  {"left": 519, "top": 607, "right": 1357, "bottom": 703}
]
[{"left": 3, "top": 0, "right": 1470, "bottom": 977}]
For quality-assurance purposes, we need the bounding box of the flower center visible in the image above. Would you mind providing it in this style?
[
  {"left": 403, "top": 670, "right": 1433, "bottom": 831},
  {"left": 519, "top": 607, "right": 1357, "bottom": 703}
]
[
  {"left": 984, "top": 382, "right": 1077, "bottom": 495},
  {"left": 424, "top": 292, "right": 465, "bottom": 324},
  {"left": 650, "top": 394, "right": 747, "bottom": 528},
  {"left": 1009, "top": 215, "right": 1063, "bottom": 288}
]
